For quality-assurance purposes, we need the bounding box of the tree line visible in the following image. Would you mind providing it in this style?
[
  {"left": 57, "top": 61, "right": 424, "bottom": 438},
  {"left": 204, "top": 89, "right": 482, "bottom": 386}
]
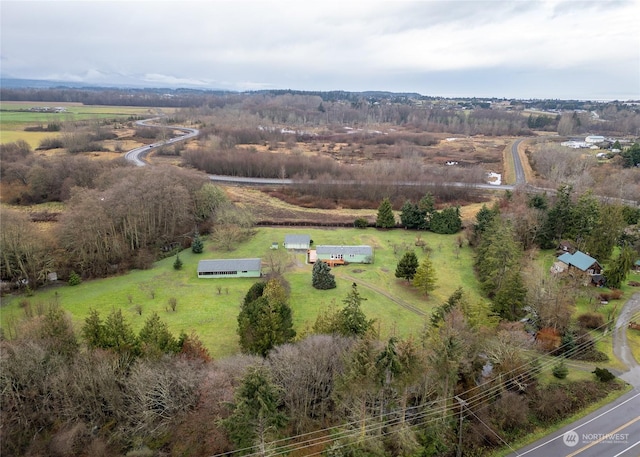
[
  {"left": 0, "top": 161, "right": 245, "bottom": 288},
  {"left": 4, "top": 87, "right": 639, "bottom": 135},
  {"left": 1, "top": 276, "right": 625, "bottom": 456}
]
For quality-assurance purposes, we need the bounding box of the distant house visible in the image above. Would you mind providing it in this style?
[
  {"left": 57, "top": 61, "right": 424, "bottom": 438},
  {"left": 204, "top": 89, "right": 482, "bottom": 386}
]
[
  {"left": 634, "top": 260, "right": 640, "bottom": 273},
  {"left": 310, "top": 245, "right": 374, "bottom": 265},
  {"left": 552, "top": 250, "right": 602, "bottom": 285},
  {"left": 585, "top": 135, "right": 606, "bottom": 144},
  {"left": 284, "top": 234, "right": 311, "bottom": 250},
  {"left": 197, "top": 258, "right": 261, "bottom": 278}
]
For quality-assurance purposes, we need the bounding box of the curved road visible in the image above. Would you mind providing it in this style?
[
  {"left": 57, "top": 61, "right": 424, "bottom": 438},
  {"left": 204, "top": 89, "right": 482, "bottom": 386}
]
[
  {"left": 124, "top": 117, "right": 199, "bottom": 166},
  {"left": 123, "top": 120, "right": 638, "bottom": 208}
]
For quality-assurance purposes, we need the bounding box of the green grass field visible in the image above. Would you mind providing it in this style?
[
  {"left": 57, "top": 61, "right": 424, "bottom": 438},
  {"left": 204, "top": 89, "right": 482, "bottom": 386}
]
[
  {"left": 0, "top": 227, "right": 485, "bottom": 359},
  {"left": 0, "top": 102, "right": 158, "bottom": 148}
]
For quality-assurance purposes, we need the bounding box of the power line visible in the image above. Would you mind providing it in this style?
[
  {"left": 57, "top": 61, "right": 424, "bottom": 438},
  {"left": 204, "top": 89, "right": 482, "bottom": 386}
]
[{"left": 211, "top": 318, "right": 621, "bottom": 457}]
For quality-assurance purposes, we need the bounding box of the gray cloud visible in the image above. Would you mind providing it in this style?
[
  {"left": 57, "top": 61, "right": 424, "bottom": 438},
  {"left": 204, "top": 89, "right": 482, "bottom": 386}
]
[{"left": 1, "top": 0, "right": 638, "bottom": 99}]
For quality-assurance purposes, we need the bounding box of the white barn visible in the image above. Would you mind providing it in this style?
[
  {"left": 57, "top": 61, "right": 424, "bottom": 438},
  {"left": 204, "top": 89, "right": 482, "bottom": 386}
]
[{"left": 284, "top": 234, "right": 311, "bottom": 250}]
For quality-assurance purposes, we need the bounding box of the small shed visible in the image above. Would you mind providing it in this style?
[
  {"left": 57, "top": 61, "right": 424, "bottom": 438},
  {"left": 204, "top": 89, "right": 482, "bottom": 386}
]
[
  {"left": 315, "top": 245, "right": 373, "bottom": 264},
  {"left": 284, "top": 234, "right": 311, "bottom": 250},
  {"left": 197, "top": 258, "right": 262, "bottom": 278},
  {"left": 557, "top": 240, "right": 576, "bottom": 254},
  {"left": 634, "top": 260, "right": 640, "bottom": 272}
]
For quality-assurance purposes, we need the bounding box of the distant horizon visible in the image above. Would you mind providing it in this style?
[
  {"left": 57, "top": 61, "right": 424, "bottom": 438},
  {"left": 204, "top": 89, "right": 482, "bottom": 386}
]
[{"left": 2, "top": 76, "right": 637, "bottom": 103}]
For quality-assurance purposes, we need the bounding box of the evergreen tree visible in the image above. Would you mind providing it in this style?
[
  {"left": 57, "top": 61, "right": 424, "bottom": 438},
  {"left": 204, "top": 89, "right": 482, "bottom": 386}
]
[
  {"left": 418, "top": 192, "right": 436, "bottom": 230},
  {"left": 237, "top": 279, "right": 296, "bottom": 356},
  {"left": 430, "top": 206, "right": 462, "bottom": 234},
  {"left": 191, "top": 233, "right": 204, "bottom": 254},
  {"left": 400, "top": 201, "right": 424, "bottom": 229},
  {"left": 539, "top": 185, "right": 574, "bottom": 248},
  {"left": 376, "top": 197, "right": 396, "bottom": 229},
  {"left": 244, "top": 281, "right": 267, "bottom": 306},
  {"left": 606, "top": 246, "right": 636, "bottom": 289},
  {"left": 571, "top": 191, "right": 600, "bottom": 250},
  {"left": 475, "top": 217, "right": 522, "bottom": 297},
  {"left": 173, "top": 253, "right": 183, "bottom": 270},
  {"left": 491, "top": 270, "right": 528, "bottom": 321},
  {"left": 39, "top": 304, "right": 79, "bottom": 358},
  {"left": 138, "top": 312, "right": 179, "bottom": 357},
  {"left": 82, "top": 308, "right": 105, "bottom": 349},
  {"left": 312, "top": 260, "right": 336, "bottom": 290},
  {"left": 222, "top": 365, "right": 287, "bottom": 454},
  {"left": 430, "top": 287, "right": 466, "bottom": 327},
  {"left": 339, "top": 283, "right": 374, "bottom": 337},
  {"left": 552, "top": 360, "right": 569, "bottom": 379},
  {"left": 395, "top": 251, "right": 419, "bottom": 283},
  {"left": 102, "top": 309, "right": 139, "bottom": 356},
  {"left": 471, "top": 203, "right": 499, "bottom": 246},
  {"left": 68, "top": 270, "right": 82, "bottom": 286},
  {"left": 620, "top": 142, "right": 640, "bottom": 168},
  {"left": 585, "top": 204, "right": 626, "bottom": 263},
  {"left": 412, "top": 255, "right": 437, "bottom": 296},
  {"left": 528, "top": 194, "right": 548, "bottom": 210}
]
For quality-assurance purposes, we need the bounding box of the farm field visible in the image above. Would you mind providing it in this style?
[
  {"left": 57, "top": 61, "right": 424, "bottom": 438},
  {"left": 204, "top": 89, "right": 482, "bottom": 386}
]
[
  {"left": 0, "top": 226, "right": 485, "bottom": 359},
  {"left": 0, "top": 102, "right": 161, "bottom": 148}
]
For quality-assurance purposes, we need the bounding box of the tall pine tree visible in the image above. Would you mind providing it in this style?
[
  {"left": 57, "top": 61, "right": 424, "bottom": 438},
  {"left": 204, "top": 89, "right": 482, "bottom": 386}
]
[
  {"left": 413, "top": 255, "right": 437, "bottom": 296},
  {"left": 376, "top": 197, "right": 396, "bottom": 229},
  {"left": 221, "top": 365, "right": 287, "bottom": 454},
  {"left": 395, "top": 251, "right": 419, "bottom": 283}
]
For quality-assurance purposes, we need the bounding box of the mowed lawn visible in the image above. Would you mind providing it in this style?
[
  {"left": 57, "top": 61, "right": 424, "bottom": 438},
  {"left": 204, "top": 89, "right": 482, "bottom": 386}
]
[{"left": 0, "top": 227, "right": 484, "bottom": 359}]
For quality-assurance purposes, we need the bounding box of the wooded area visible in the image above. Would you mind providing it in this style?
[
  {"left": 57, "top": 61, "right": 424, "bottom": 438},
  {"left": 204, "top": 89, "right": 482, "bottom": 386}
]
[{"left": 1, "top": 88, "right": 640, "bottom": 456}]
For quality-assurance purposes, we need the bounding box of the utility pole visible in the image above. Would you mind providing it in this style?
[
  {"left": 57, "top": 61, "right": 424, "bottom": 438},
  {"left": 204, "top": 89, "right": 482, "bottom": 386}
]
[{"left": 455, "top": 396, "right": 468, "bottom": 457}]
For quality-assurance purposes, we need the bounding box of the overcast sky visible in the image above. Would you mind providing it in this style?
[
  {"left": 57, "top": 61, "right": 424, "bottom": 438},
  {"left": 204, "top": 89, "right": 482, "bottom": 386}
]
[{"left": 2, "top": 0, "right": 639, "bottom": 100}]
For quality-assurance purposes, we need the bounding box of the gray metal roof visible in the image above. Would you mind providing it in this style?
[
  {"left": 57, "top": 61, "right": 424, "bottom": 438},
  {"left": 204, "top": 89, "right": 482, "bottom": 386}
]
[
  {"left": 316, "top": 245, "right": 373, "bottom": 256},
  {"left": 198, "top": 258, "right": 261, "bottom": 273},
  {"left": 285, "top": 234, "right": 310, "bottom": 245}
]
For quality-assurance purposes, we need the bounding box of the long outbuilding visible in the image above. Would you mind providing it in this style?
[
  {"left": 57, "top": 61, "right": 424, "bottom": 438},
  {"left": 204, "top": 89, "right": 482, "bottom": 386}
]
[{"left": 197, "top": 258, "right": 262, "bottom": 278}]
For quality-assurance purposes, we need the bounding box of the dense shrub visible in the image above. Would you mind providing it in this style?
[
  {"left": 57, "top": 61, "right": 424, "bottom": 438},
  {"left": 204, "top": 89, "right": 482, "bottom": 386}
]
[
  {"left": 577, "top": 312, "right": 606, "bottom": 329},
  {"left": 552, "top": 360, "right": 569, "bottom": 379},
  {"left": 37, "top": 137, "right": 64, "bottom": 150},
  {"left": 593, "top": 367, "right": 615, "bottom": 382},
  {"left": 354, "top": 217, "right": 369, "bottom": 228}
]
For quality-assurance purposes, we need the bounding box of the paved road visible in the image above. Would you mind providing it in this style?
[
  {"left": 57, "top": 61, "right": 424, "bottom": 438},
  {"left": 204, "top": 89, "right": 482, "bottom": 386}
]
[
  {"left": 508, "top": 390, "right": 640, "bottom": 457},
  {"left": 511, "top": 138, "right": 526, "bottom": 185},
  {"left": 124, "top": 117, "right": 199, "bottom": 166},
  {"left": 508, "top": 294, "right": 640, "bottom": 457},
  {"left": 614, "top": 293, "right": 640, "bottom": 387},
  {"left": 123, "top": 123, "right": 639, "bottom": 208}
]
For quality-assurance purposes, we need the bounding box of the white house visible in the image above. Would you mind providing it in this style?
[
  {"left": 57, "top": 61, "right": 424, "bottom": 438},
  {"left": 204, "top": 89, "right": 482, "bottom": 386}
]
[{"left": 585, "top": 135, "right": 605, "bottom": 144}]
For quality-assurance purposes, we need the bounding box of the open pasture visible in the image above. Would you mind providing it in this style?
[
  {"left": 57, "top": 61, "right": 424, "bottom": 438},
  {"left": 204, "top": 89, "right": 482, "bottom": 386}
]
[
  {"left": 0, "top": 227, "right": 484, "bottom": 359},
  {"left": 0, "top": 102, "right": 159, "bottom": 148}
]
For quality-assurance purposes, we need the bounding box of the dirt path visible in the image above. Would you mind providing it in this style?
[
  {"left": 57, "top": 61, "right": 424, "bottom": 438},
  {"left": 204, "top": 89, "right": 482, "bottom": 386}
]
[
  {"left": 336, "top": 273, "right": 428, "bottom": 317},
  {"left": 613, "top": 292, "right": 640, "bottom": 387}
]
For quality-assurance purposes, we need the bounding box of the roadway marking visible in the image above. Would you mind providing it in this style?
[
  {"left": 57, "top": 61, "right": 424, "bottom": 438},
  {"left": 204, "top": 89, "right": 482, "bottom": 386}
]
[
  {"left": 612, "top": 440, "right": 640, "bottom": 457},
  {"left": 517, "top": 391, "right": 640, "bottom": 455},
  {"left": 565, "top": 415, "right": 640, "bottom": 457}
]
